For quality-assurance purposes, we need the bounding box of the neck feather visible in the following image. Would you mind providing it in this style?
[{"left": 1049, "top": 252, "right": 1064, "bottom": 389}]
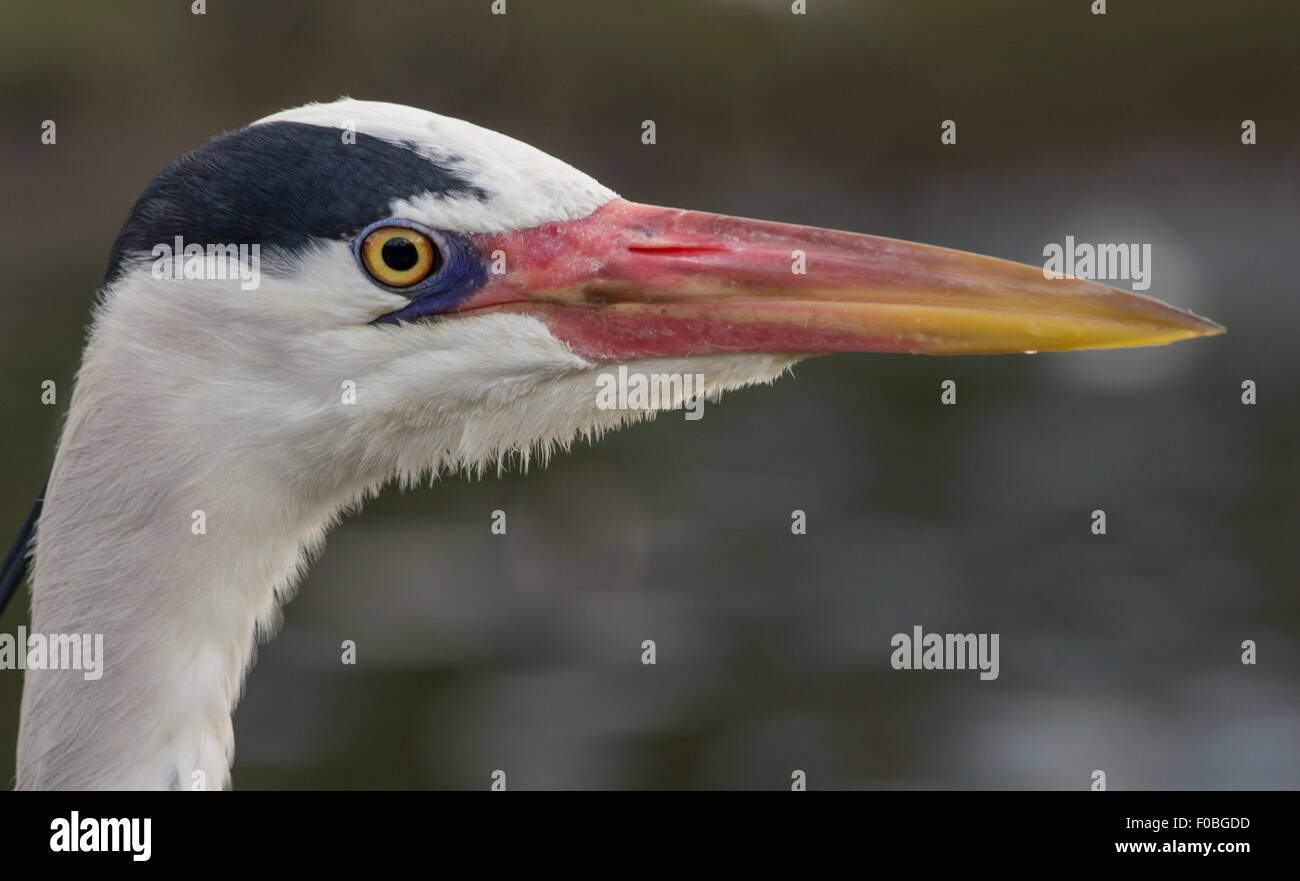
[{"left": 16, "top": 303, "right": 366, "bottom": 790}]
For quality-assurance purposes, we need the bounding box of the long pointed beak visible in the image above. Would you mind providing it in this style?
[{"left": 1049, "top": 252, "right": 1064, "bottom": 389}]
[{"left": 462, "top": 199, "right": 1223, "bottom": 361}]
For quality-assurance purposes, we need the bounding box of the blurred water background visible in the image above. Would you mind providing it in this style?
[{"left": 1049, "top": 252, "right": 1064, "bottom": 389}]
[{"left": 1, "top": 0, "right": 1297, "bottom": 788}]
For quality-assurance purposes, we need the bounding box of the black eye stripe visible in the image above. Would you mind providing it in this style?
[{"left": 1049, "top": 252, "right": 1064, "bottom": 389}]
[{"left": 105, "top": 121, "right": 487, "bottom": 286}]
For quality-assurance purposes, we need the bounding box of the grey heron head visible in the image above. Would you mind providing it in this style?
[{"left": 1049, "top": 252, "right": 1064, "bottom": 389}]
[{"left": 94, "top": 98, "right": 1222, "bottom": 486}]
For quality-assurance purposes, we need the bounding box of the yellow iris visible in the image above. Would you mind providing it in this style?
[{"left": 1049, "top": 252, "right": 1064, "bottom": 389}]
[{"left": 361, "top": 226, "right": 437, "bottom": 287}]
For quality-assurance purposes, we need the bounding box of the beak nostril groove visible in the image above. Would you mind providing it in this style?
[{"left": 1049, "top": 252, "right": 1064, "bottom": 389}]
[{"left": 626, "top": 244, "right": 731, "bottom": 257}]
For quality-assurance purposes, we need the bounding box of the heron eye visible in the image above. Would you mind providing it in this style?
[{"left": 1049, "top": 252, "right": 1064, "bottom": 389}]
[{"left": 360, "top": 226, "right": 440, "bottom": 287}]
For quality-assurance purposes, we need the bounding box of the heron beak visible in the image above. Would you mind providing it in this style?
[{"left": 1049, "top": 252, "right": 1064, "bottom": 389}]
[{"left": 465, "top": 198, "right": 1224, "bottom": 360}]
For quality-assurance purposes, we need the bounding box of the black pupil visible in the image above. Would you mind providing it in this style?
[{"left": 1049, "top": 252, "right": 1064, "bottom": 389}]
[{"left": 381, "top": 237, "right": 420, "bottom": 272}]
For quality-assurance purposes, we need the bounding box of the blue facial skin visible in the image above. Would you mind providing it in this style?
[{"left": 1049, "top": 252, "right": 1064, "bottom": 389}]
[{"left": 355, "top": 218, "right": 490, "bottom": 324}]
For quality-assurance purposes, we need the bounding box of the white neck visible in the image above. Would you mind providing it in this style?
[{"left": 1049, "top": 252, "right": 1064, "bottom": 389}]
[
  {"left": 16, "top": 290, "right": 379, "bottom": 790},
  {"left": 17, "top": 443, "right": 337, "bottom": 789}
]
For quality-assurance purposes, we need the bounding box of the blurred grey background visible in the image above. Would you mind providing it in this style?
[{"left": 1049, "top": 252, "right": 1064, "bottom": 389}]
[{"left": 1, "top": 0, "right": 1297, "bottom": 789}]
